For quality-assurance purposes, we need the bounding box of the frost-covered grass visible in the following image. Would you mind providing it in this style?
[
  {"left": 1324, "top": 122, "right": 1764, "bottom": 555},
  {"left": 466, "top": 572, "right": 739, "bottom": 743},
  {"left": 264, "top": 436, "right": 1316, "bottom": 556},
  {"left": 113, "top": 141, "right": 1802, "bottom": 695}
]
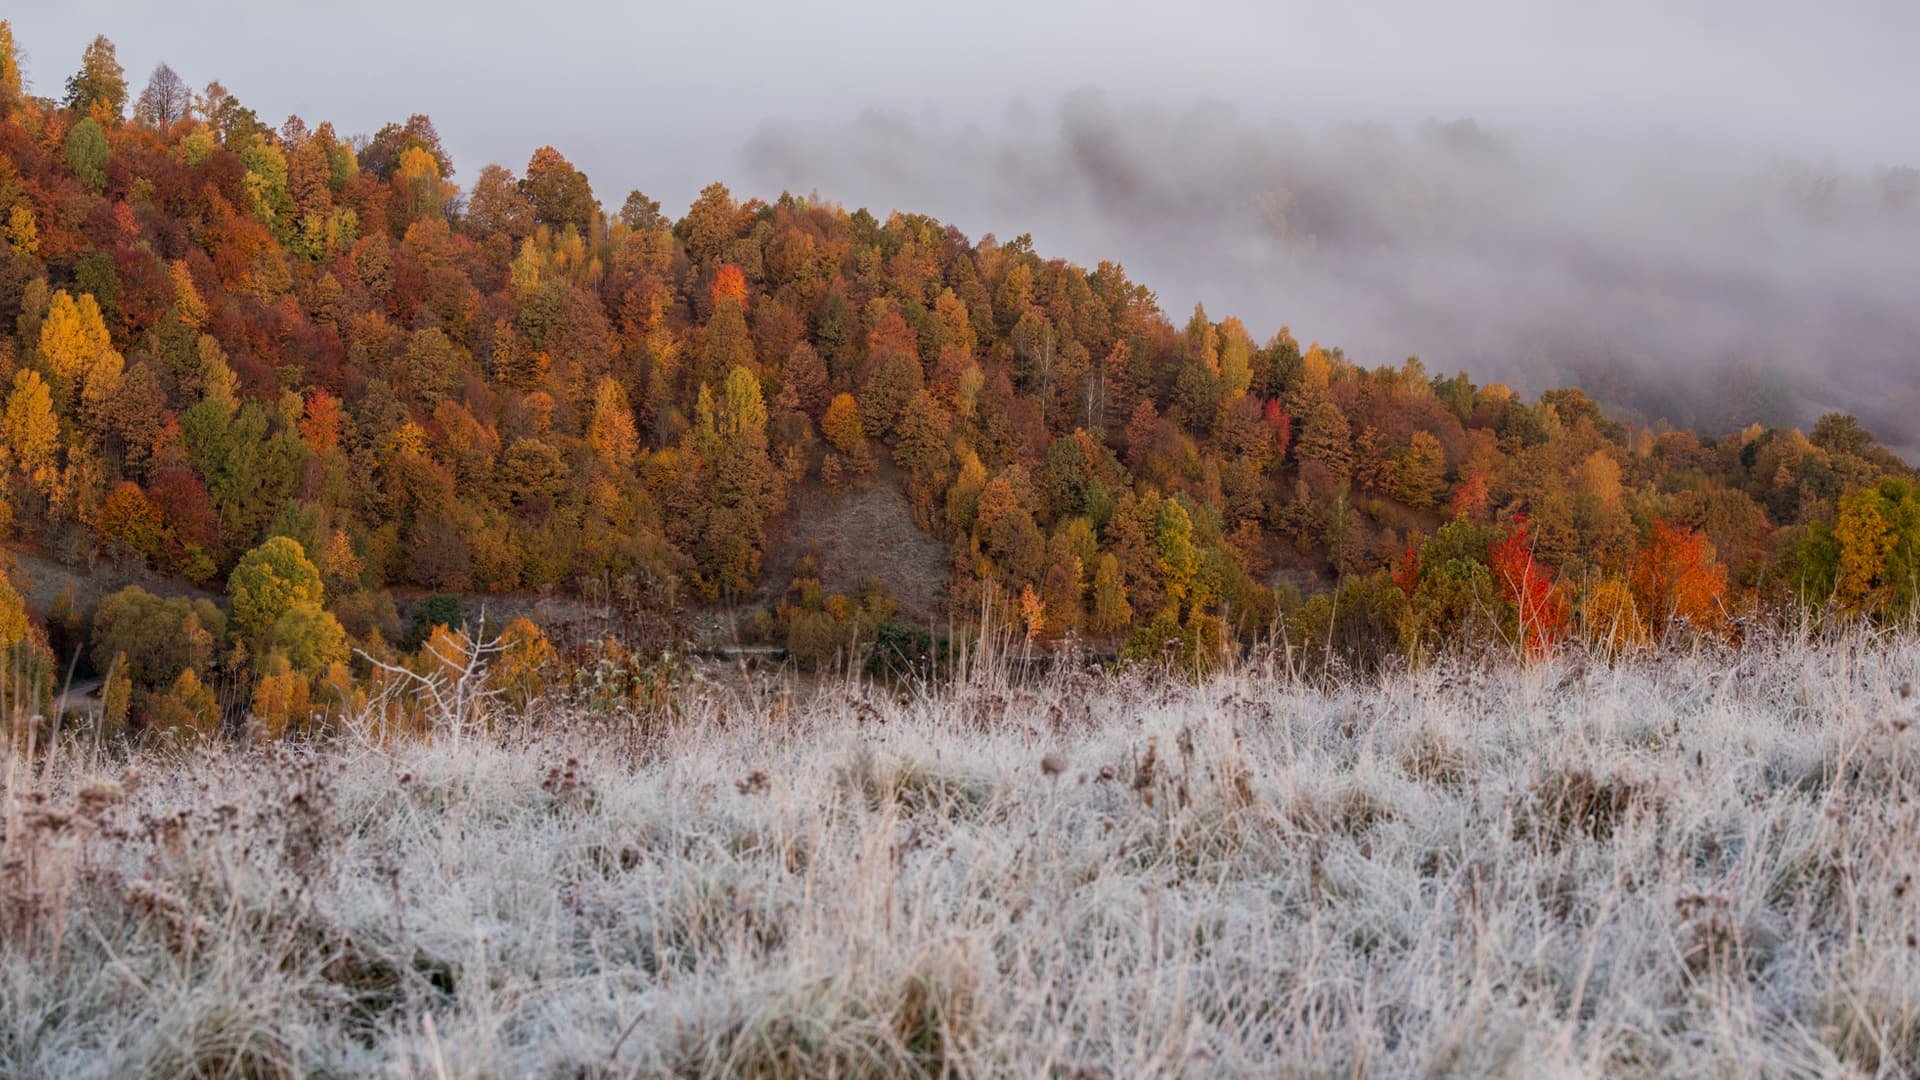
[{"left": 3, "top": 635, "right": 1918, "bottom": 1078}]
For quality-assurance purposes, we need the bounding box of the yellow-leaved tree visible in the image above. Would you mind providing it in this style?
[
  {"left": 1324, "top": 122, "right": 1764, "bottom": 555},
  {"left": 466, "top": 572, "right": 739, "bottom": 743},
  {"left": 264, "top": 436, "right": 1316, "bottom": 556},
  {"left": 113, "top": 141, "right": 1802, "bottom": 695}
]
[
  {"left": 3, "top": 369, "right": 60, "bottom": 493},
  {"left": 488, "top": 617, "right": 556, "bottom": 708},
  {"left": 1580, "top": 576, "right": 1648, "bottom": 654},
  {"left": 251, "top": 653, "right": 312, "bottom": 740},
  {"left": 228, "top": 537, "right": 325, "bottom": 645},
  {"left": 0, "top": 20, "right": 23, "bottom": 120},
  {"left": 586, "top": 377, "right": 639, "bottom": 469},
  {"left": 38, "top": 290, "right": 120, "bottom": 406},
  {"left": 1832, "top": 479, "right": 1920, "bottom": 620}
]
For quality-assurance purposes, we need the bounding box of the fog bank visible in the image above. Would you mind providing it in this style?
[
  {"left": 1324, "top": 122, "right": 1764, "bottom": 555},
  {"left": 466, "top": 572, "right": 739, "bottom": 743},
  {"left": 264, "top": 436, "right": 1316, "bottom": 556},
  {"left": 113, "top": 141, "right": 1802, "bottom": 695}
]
[{"left": 746, "top": 96, "right": 1920, "bottom": 452}]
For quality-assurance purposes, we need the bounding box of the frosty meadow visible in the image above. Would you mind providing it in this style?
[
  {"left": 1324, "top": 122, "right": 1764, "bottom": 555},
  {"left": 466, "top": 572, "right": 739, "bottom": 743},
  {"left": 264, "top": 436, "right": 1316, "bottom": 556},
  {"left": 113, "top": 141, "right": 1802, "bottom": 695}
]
[{"left": 3, "top": 630, "right": 1917, "bottom": 1076}]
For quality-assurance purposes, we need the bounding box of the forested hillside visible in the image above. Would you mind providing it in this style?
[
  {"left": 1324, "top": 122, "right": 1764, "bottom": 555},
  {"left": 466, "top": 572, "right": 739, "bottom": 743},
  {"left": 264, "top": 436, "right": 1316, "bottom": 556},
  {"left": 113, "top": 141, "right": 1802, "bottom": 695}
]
[{"left": 0, "top": 27, "right": 1916, "bottom": 734}]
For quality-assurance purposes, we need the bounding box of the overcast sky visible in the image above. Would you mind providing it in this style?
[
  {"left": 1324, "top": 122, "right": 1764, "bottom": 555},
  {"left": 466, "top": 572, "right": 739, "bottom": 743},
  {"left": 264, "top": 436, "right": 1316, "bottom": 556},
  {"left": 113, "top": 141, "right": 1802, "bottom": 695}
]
[
  {"left": 9, "top": 1, "right": 1920, "bottom": 447},
  {"left": 10, "top": 1, "right": 1917, "bottom": 207}
]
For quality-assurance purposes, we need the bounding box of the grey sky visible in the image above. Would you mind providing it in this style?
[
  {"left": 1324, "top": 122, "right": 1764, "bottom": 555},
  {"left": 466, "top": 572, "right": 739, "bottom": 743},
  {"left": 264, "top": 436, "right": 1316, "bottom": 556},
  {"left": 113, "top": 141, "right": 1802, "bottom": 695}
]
[
  {"left": 9, "top": 1, "right": 1916, "bottom": 205},
  {"left": 8, "top": 2, "right": 1920, "bottom": 448}
]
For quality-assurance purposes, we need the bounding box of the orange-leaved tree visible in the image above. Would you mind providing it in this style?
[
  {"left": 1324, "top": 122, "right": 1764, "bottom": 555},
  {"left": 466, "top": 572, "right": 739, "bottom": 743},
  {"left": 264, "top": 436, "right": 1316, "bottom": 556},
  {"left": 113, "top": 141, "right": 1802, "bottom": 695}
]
[{"left": 1630, "top": 520, "right": 1728, "bottom": 634}]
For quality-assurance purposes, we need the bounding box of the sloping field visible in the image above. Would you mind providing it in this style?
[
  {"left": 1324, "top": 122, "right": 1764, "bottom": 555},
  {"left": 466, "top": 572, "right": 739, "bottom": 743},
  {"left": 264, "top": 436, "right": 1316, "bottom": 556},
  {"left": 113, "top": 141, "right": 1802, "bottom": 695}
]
[
  {"left": 759, "top": 457, "right": 953, "bottom": 624},
  {"left": 2, "top": 637, "right": 1917, "bottom": 1076},
  {"left": 4, "top": 544, "right": 218, "bottom": 617}
]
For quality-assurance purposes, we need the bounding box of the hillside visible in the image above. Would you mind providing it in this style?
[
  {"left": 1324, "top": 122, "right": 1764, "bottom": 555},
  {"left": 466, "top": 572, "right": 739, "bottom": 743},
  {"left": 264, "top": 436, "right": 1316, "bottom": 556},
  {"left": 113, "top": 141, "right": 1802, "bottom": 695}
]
[{"left": 0, "top": 26, "right": 1918, "bottom": 736}]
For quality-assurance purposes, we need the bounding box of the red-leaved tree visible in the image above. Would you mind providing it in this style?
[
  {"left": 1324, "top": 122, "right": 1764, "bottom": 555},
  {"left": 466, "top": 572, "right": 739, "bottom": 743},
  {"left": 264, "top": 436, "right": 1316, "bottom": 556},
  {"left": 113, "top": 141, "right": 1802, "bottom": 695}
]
[{"left": 1491, "top": 514, "right": 1568, "bottom": 656}]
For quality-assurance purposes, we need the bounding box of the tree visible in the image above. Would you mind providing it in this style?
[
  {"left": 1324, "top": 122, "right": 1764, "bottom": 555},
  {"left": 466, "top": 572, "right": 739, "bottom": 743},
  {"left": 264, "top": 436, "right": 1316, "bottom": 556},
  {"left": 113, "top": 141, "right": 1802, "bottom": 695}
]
[
  {"left": 66, "top": 119, "right": 110, "bottom": 191},
  {"left": 860, "top": 352, "right": 924, "bottom": 440},
  {"left": 778, "top": 343, "right": 830, "bottom": 421},
  {"left": 3, "top": 369, "right": 59, "bottom": 489},
  {"left": 0, "top": 570, "right": 52, "bottom": 718},
  {"left": 1017, "top": 583, "right": 1046, "bottom": 639},
  {"left": 699, "top": 274, "right": 754, "bottom": 388},
  {"left": 361, "top": 114, "right": 452, "bottom": 180},
  {"left": 489, "top": 319, "right": 546, "bottom": 390},
  {"left": 229, "top": 537, "right": 325, "bottom": 645},
  {"left": 270, "top": 602, "right": 348, "bottom": 674},
  {"left": 465, "top": 164, "right": 534, "bottom": 244},
  {"left": 1183, "top": 304, "right": 1220, "bottom": 373},
  {"left": 1449, "top": 473, "right": 1490, "bottom": 522},
  {"left": 1630, "top": 521, "right": 1729, "bottom": 632},
  {"left": 39, "top": 290, "right": 118, "bottom": 401},
  {"left": 619, "top": 190, "right": 667, "bottom": 232},
  {"left": 714, "top": 367, "right": 778, "bottom": 497},
  {"left": 1491, "top": 516, "right": 1568, "bottom": 656},
  {"left": 99, "top": 482, "right": 166, "bottom": 562},
  {"left": 1155, "top": 498, "right": 1201, "bottom": 616},
  {"left": 822, "top": 393, "right": 865, "bottom": 453},
  {"left": 677, "top": 182, "right": 740, "bottom": 266},
  {"left": 1293, "top": 393, "right": 1352, "bottom": 484},
  {"left": 317, "top": 529, "right": 362, "bottom": 594},
  {"left": 99, "top": 653, "right": 133, "bottom": 742},
  {"left": 0, "top": 20, "right": 22, "bottom": 119},
  {"left": 488, "top": 617, "right": 555, "bottom": 706},
  {"left": 1581, "top": 576, "right": 1647, "bottom": 654},
  {"left": 7, "top": 204, "right": 35, "bottom": 257},
  {"left": 182, "top": 394, "right": 302, "bottom": 543},
  {"left": 250, "top": 653, "right": 312, "bottom": 740},
  {"left": 149, "top": 667, "right": 220, "bottom": 741},
  {"left": 191, "top": 79, "right": 264, "bottom": 146},
  {"left": 1089, "top": 553, "right": 1133, "bottom": 635},
  {"left": 1832, "top": 479, "right": 1920, "bottom": 620},
  {"left": 522, "top": 146, "right": 595, "bottom": 235},
  {"left": 0, "top": 570, "right": 27, "bottom": 653},
  {"left": 65, "top": 35, "right": 128, "bottom": 118},
  {"left": 1392, "top": 431, "right": 1446, "bottom": 509},
  {"left": 1218, "top": 317, "right": 1254, "bottom": 398},
  {"left": 1216, "top": 396, "right": 1275, "bottom": 472},
  {"left": 587, "top": 377, "right": 639, "bottom": 469},
  {"left": 393, "top": 144, "right": 451, "bottom": 221},
  {"left": 684, "top": 365, "right": 782, "bottom": 597},
  {"left": 711, "top": 263, "right": 748, "bottom": 305},
  {"left": 134, "top": 62, "right": 191, "bottom": 125},
  {"left": 300, "top": 389, "right": 343, "bottom": 455},
  {"left": 401, "top": 326, "right": 461, "bottom": 401},
  {"left": 91, "top": 586, "right": 216, "bottom": 691},
  {"left": 894, "top": 390, "right": 953, "bottom": 492},
  {"left": 946, "top": 452, "right": 988, "bottom": 533},
  {"left": 502, "top": 437, "right": 567, "bottom": 514},
  {"left": 1811, "top": 412, "right": 1878, "bottom": 459},
  {"left": 1039, "top": 541, "right": 1086, "bottom": 637}
]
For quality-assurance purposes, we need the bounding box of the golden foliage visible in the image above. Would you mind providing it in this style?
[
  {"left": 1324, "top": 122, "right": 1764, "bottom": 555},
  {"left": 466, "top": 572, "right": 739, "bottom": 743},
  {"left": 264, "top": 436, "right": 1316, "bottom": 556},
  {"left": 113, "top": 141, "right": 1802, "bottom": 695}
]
[{"left": 1581, "top": 576, "right": 1648, "bottom": 654}]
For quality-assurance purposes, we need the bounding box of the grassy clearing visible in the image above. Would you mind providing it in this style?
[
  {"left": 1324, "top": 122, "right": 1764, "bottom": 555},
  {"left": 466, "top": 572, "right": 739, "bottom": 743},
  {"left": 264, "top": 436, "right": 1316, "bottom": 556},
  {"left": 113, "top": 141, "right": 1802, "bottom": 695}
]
[{"left": 2, "top": 635, "right": 1918, "bottom": 1077}]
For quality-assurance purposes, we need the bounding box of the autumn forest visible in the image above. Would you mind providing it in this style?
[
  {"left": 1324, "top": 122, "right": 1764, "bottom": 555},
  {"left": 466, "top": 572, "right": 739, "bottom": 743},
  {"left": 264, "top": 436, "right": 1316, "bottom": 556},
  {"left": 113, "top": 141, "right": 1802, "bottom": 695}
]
[{"left": 0, "top": 26, "right": 1916, "bottom": 741}]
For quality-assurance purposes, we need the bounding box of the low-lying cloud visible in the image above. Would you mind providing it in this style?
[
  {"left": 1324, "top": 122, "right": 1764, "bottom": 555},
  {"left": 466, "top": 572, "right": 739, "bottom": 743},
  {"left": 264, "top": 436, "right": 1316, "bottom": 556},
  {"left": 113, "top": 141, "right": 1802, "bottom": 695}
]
[{"left": 744, "top": 93, "right": 1920, "bottom": 454}]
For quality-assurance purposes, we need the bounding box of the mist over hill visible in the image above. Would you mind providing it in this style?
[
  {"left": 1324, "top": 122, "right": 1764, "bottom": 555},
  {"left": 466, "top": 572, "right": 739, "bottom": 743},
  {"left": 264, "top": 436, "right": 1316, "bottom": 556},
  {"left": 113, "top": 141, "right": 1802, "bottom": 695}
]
[{"left": 746, "top": 95, "right": 1920, "bottom": 455}]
